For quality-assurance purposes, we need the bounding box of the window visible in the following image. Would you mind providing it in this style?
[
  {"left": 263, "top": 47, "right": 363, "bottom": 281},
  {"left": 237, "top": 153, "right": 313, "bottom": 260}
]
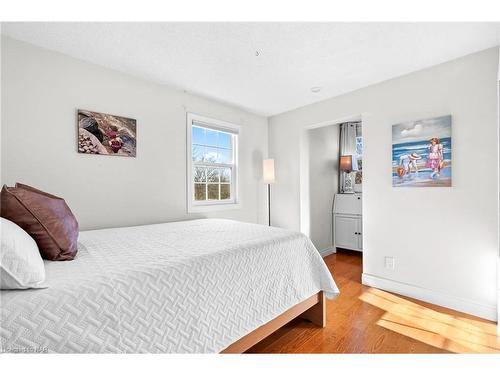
[{"left": 187, "top": 113, "right": 239, "bottom": 212}]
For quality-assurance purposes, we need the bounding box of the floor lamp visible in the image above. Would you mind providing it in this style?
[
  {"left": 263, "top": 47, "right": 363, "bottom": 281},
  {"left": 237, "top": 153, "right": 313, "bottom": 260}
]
[{"left": 263, "top": 159, "right": 275, "bottom": 226}]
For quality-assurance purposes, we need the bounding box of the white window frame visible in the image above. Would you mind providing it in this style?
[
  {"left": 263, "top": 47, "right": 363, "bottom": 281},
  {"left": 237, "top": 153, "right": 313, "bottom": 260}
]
[{"left": 186, "top": 113, "right": 240, "bottom": 213}]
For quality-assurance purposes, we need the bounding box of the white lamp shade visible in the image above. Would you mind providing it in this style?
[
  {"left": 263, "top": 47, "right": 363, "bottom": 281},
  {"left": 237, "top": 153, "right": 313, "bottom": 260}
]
[{"left": 263, "top": 159, "right": 275, "bottom": 184}]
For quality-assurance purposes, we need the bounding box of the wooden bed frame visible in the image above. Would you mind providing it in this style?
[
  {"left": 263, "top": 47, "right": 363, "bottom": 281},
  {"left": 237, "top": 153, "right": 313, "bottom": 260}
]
[{"left": 221, "top": 291, "right": 326, "bottom": 353}]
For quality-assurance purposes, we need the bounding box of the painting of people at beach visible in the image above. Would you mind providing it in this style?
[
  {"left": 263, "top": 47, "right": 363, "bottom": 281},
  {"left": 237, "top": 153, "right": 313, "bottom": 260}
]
[
  {"left": 392, "top": 115, "right": 451, "bottom": 187},
  {"left": 78, "top": 109, "right": 137, "bottom": 157}
]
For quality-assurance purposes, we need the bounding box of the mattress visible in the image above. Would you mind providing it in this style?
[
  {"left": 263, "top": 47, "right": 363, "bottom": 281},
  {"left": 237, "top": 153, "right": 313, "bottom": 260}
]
[{"left": 1, "top": 219, "right": 339, "bottom": 353}]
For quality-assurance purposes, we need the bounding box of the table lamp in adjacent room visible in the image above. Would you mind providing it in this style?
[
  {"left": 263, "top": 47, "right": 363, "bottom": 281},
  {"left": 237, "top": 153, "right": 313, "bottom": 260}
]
[
  {"left": 263, "top": 158, "right": 275, "bottom": 226},
  {"left": 339, "top": 155, "right": 358, "bottom": 193}
]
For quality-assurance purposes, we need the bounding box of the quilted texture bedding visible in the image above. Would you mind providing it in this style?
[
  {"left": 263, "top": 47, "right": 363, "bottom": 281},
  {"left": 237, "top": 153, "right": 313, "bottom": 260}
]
[{"left": 0, "top": 219, "right": 339, "bottom": 353}]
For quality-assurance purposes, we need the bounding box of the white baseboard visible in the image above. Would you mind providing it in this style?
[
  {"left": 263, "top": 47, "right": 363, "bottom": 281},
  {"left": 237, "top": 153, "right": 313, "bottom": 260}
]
[
  {"left": 319, "top": 246, "right": 336, "bottom": 257},
  {"left": 361, "top": 273, "right": 497, "bottom": 322}
]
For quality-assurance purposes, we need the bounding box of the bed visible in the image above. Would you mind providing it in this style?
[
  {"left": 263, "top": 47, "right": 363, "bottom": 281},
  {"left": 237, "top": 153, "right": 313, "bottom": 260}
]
[{"left": 0, "top": 219, "right": 339, "bottom": 353}]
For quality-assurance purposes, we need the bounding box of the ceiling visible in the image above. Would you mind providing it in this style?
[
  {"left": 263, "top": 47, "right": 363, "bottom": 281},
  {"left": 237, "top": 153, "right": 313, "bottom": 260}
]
[{"left": 2, "top": 22, "right": 500, "bottom": 116}]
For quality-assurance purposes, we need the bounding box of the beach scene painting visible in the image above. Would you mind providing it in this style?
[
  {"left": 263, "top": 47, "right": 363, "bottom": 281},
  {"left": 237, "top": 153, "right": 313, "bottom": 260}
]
[
  {"left": 392, "top": 115, "right": 451, "bottom": 187},
  {"left": 78, "top": 109, "right": 137, "bottom": 157}
]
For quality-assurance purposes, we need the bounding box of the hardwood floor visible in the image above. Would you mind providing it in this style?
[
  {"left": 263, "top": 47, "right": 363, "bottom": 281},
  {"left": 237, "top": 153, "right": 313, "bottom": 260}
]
[{"left": 247, "top": 250, "right": 499, "bottom": 354}]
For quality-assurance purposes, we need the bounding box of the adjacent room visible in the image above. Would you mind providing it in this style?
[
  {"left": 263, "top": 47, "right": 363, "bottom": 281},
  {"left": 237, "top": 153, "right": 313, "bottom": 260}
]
[{"left": 1, "top": 21, "right": 499, "bottom": 356}]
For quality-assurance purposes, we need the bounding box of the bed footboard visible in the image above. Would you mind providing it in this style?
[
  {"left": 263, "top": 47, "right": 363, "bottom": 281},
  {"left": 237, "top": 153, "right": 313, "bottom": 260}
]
[{"left": 221, "top": 291, "right": 326, "bottom": 353}]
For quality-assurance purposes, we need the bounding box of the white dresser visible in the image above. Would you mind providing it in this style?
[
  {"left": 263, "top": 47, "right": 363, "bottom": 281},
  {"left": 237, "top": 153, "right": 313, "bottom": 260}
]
[{"left": 333, "top": 193, "right": 362, "bottom": 252}]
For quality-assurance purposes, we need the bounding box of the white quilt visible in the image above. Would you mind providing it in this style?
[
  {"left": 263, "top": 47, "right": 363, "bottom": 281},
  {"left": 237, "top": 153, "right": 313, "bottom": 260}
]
[{"left": 0, "top": 219, "right": 339, "bottom": 353}]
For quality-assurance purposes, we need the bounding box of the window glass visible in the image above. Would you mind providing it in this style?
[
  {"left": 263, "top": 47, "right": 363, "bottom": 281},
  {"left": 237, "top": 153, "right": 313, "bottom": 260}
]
[{"left": 190, "top": 123, "right": 236, "bottom": 205}]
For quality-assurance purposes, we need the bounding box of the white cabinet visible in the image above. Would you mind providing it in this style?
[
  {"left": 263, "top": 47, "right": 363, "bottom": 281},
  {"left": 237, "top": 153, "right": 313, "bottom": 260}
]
[
  {"left": 333, "top": 194, "right": 362, "bottom": 252},
  {"left": 334, "top": 216, "right": 361, "bottom": 250}
]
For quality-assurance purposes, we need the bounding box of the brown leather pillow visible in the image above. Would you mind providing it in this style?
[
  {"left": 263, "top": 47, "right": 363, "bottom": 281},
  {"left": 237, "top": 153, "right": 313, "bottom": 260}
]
[{"left": 1, "top": 183, "right": 79, "bottom": 260}]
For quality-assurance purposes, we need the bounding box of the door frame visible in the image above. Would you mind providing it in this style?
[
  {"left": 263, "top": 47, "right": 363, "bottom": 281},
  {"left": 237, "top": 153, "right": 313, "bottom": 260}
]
[{"left": 299, "top": 113, "right": 366, "bottom": 258}]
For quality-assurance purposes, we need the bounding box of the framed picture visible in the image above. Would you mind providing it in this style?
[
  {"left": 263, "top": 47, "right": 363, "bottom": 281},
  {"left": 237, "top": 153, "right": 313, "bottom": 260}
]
[
  {"left": 392, "top": 115, "right": 451, "bottom": 187},
  {"left": 78, "top": 109, "right": 136, "bottom": 157}
]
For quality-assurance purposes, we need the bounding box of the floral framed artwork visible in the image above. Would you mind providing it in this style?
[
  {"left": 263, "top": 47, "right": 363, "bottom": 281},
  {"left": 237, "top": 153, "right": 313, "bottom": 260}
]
[{"left": 392, "top": 115, "right": 451, "bottom": 187}]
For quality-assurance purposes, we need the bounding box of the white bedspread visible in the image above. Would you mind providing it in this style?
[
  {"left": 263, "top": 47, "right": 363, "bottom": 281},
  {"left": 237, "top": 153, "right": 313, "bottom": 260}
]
[{"left": 1, "top": 219, "right": 339, "bottom": 353}]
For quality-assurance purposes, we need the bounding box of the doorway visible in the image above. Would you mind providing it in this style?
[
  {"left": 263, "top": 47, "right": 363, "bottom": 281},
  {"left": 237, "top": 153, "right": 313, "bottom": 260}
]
[{"left": 299, "top": 115, "right": 363, "bottom": 259}]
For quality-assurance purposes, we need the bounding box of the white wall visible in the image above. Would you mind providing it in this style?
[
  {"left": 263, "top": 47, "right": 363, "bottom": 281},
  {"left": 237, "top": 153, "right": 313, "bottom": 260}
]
[
  {"left": 1, "top": 36, "right": 269, "bottom": 230},
  {"left": 497, "top": 48, "right": 500, "bottom": 326},
  {"left": 307, "top": 125, "right": 339, "bottom": 252},
  {"left": 269, "top": 47, "right": 499, "bottom": 320}
]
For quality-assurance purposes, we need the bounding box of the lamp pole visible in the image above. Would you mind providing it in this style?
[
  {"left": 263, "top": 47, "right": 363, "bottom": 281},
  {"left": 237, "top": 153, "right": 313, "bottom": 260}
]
[{"left": 267, "top": 183, "right": 271, "bottom": 226}]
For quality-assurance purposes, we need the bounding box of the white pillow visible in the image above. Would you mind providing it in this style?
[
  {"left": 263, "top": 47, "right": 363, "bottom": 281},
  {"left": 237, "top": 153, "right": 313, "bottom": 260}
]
[{"left": 1, "top": 217, "right": 46, "bottom": 289}]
